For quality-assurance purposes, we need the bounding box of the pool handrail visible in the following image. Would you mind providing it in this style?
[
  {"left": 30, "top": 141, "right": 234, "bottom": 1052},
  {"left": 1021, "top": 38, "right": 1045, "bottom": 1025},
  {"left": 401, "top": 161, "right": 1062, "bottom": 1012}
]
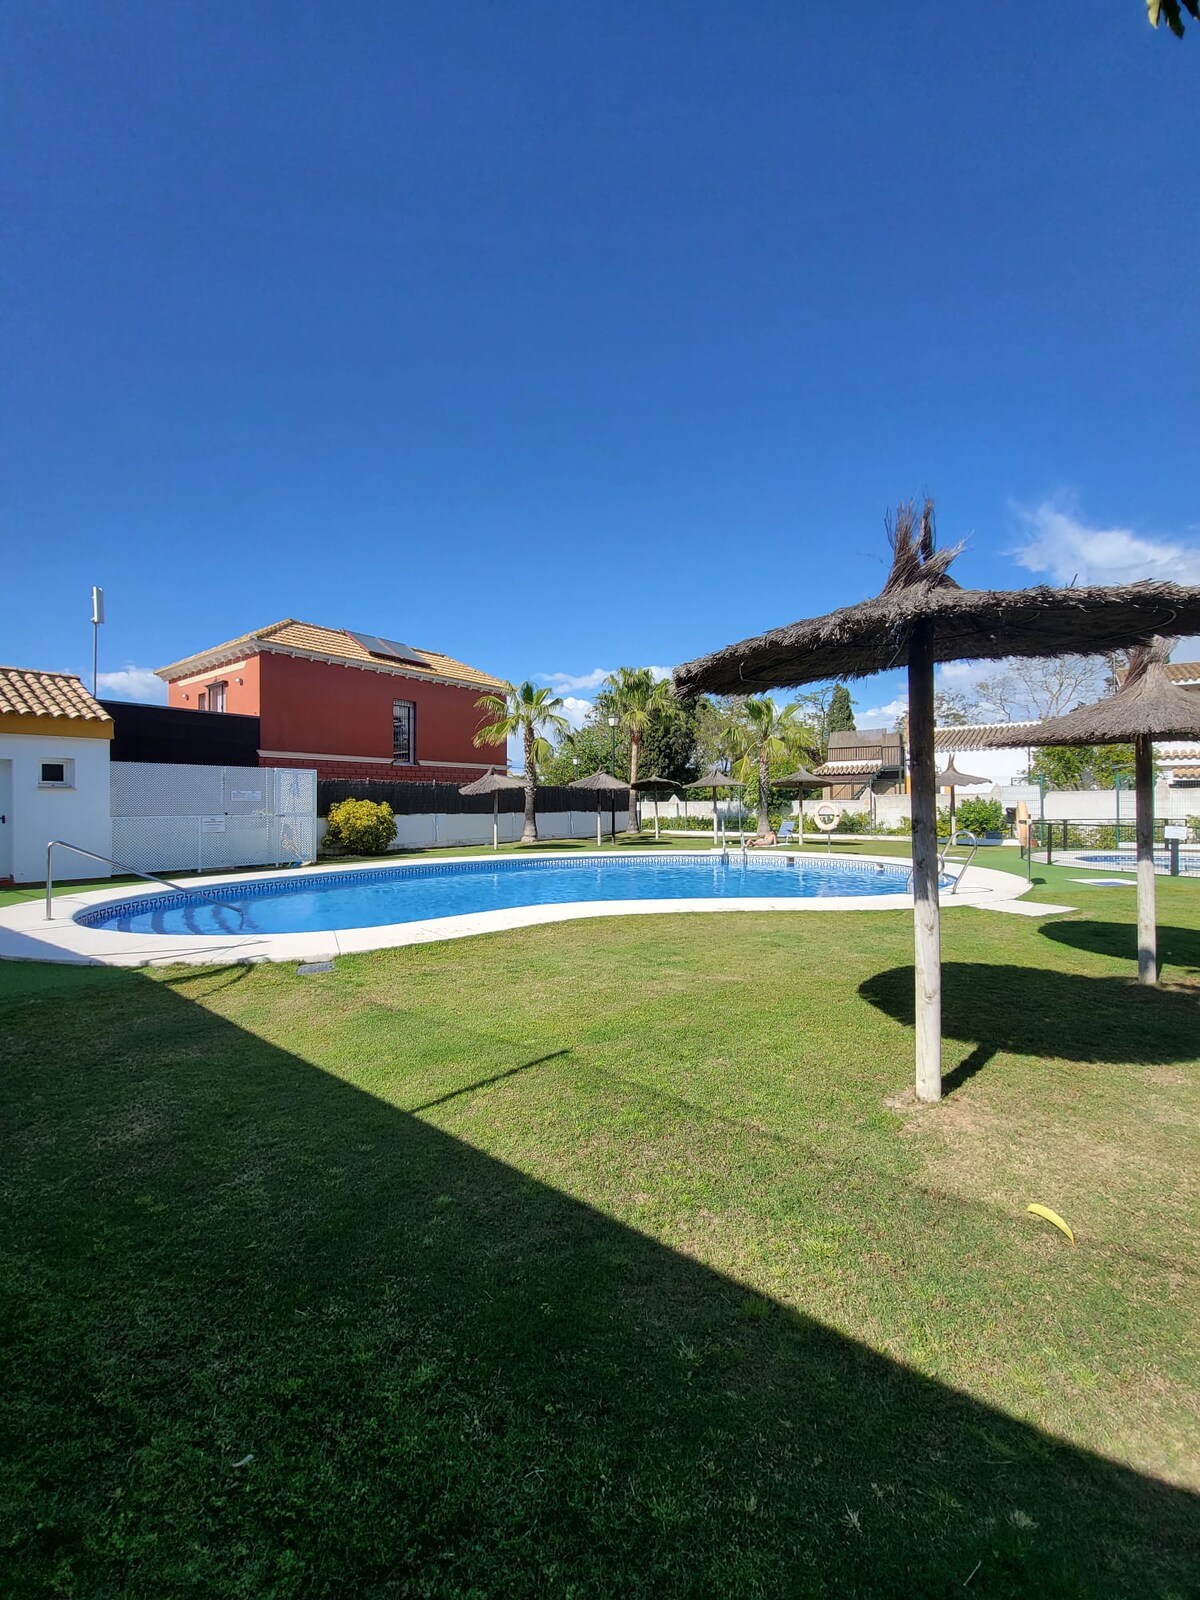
[
  {"left": 905, "top": 829, "right": 979, "bottom": 896},
  {"left": 43, "top": 841, "right": 248, "bottom": 922}
]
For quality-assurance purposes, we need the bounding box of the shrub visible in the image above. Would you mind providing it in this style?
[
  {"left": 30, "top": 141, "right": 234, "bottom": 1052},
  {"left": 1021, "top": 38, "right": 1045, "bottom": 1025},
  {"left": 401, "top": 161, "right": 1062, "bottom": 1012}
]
[
  {"left": 639, "top": 815, "right": 717, "bottom": 832},
  {"left": 833, "top": 810, "right": 873, "bottom": 834},
  {"left": 954, "top": 796, "right": 1005, "bottom": 837},
  {"left": 324, "top": 798, "right": 396, "bottom": 855}
]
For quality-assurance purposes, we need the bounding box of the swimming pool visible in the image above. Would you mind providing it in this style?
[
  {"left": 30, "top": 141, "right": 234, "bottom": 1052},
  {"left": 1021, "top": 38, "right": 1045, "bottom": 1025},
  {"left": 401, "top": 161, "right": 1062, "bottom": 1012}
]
[
  {"left": 1077, "top": 852, "right": 1200, "bottom": 876},
  {"left": 78, "top": 851, "right": 931, "bottom": 937}
]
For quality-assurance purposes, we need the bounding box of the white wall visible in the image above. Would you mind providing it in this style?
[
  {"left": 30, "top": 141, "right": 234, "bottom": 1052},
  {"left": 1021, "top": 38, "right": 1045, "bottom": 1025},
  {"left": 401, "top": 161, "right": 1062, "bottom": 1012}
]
[
  {"left": 0, "top": 731, "right": 112, "bottom": 885},
  {"left": 317, "top": 808, "right": 629, "bottom": 852},
  {"left": 1001, "top": 784, "right": 1196, "bottom": 822}
]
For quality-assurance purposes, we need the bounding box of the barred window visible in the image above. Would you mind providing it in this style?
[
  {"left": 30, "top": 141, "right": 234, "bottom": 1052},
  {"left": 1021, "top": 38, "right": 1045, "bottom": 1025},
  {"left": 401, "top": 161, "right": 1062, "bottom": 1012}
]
[{"left": 392, "top": 700, "right": 416, "bottom": 764}]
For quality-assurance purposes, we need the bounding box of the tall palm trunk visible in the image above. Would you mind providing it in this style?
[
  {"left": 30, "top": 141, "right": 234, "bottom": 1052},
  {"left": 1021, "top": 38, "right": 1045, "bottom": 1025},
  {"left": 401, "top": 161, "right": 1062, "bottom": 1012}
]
[
  {"left": 626, "top": 729, "right": 641, "bottom": 834},
  {"left": 522, "top": 726, "right": 538, "bottom": 844},
  {"left": 758, "top": 748, "right": 771, "bottom": 837}
]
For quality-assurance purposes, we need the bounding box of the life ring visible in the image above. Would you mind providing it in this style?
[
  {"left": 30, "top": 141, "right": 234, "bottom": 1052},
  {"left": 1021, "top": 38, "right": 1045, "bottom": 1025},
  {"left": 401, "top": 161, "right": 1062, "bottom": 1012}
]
[{"left": 812, "top": 801, "right": 841, "bottom": 832}]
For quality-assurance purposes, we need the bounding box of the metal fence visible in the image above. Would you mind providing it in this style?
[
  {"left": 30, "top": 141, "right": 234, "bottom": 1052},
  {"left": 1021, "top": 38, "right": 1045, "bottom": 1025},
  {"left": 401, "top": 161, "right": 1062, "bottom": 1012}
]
[
  {"left": 1025, "top": 817, "right": 1200, "bottom": 877},
  {"left": 111, "top": 762, "right": 317, "bottom": 873}
]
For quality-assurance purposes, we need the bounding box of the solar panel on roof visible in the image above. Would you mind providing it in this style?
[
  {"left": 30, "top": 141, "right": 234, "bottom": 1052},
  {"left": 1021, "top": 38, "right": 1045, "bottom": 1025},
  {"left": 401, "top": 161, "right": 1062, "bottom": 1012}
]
[{"left": 346, "top": 630, "right": 428, "bottom": 667}]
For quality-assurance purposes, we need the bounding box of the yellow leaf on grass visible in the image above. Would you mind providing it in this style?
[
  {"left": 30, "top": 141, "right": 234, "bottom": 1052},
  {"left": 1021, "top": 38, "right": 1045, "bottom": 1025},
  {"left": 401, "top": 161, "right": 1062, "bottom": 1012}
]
[{"left": 1027, "top": 1204, "right": 1075, "bottom": 1244}]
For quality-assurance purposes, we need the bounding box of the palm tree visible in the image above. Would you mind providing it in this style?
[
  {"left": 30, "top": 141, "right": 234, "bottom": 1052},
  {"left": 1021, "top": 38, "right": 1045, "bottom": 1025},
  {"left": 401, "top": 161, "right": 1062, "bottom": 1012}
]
[
  {"left": 605, "top": 667, "right": 672, "bottom": 834},
  {"left": 732, "top": 698, "right": 806, "bottom": 837},
  {"left": 473, "top": 682, "right": 569, "bottom": 844}
]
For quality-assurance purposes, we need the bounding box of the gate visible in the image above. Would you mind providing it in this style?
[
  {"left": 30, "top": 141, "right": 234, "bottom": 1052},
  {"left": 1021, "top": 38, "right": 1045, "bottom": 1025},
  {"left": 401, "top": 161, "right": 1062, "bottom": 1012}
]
[{"left": 110, "top": 763, "right": 317, "bottom": 874}]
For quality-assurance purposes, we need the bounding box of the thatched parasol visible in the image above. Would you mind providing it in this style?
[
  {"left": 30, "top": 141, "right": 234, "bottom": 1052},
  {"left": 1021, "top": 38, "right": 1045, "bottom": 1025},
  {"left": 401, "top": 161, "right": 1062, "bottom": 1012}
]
[
  {"left": 933, "top": 756, "right": 991, "bottom": 839},
  {"left": 636, "top": 774, "right": 679, "bottom": 841},
  {"left": 985, "top": 638, "right": 1200, "bottom": 984},
  {"left": 459, "top": 769, "right": 524, "bottom": 851},
  {"left": 674, "top": 500, "right": 1200, "bottom": 1102},
  {"left": 686, "top": 767, "right": 742, "bottom": 847},
  {"left": 568, "top": 770, "right": 629, "bottom": 846},
  {"left": 774, "top": 765, "right": 824, "bottom": 847}
]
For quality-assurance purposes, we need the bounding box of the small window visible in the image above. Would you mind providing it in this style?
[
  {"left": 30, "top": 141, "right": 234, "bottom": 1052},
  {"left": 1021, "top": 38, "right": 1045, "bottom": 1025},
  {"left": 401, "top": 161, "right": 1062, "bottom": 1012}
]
[
  {"left": 197, "top": 692, "right": 208, "bottom": 712},
  {"left": 39, "top": 759, "right": 74, "bottom": 788},
  {"left": 208, "top": 681, "right": 227, "bottom": 713},
  {"left": 392, "top": 700, "right": 416, "bottom": 764}
]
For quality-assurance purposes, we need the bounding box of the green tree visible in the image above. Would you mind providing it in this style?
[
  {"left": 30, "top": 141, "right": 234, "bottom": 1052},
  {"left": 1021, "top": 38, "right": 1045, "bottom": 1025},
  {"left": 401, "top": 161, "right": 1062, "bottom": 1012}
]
[
  {"left": 473, "top": 682, "right": 569, "bottom": 844},
  {"left": 827, "top": 684, "right": 856, "bottom": 735},
  {"left": 537, "top": 725, "right": 615, "bottom": 787},
  {"left": 636, "top": 694, "right": 702, "bottom": 789},
  {"left": 693, "top": 696, "right": 744, "bottom": 774},
  {"left": 604, "top": 667, "right": 673, "bottom": 833},
  {"left": 731, "top": 698, "right": 805, "bottom": 835},
  {"left": 791, "top": 685, "right": 835, "bottom": 756},
  {"left": 1028, "top": 744, "right": 1138, "bottom": 790}
]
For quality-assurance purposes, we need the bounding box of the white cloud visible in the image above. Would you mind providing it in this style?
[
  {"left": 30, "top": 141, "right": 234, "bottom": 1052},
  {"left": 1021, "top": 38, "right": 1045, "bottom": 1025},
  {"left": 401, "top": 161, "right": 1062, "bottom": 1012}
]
[
  {"left": 540, "top": 663, "right": 674, "bottom": 692},
  {"left": 559, "top": 696, "right": 594, "bottom": 730},
  {"left": 858, "top": 695, "right": 908, "bottom": 726},
  {"left": 96, "top": 664, "right": 167, "bottom": 703},
  {"left": 541, "top": 667, "right": 612, "bottom": 692},
  {"left": 1011, "top": 496, "right": 1200, "bottom": 586}
]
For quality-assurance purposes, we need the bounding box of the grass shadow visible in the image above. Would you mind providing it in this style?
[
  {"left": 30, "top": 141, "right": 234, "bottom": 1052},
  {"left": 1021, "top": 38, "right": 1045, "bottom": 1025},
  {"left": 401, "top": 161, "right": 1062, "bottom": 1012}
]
[
  {"left": 860, "top": 962, "right": 1200, "bottom": 1096},
  {"left": 1, "top": 966, "right": 1196, "bottom": 1595},
  {"left": 1042, "top": 920, "right": 1200, "bottom": 977}
]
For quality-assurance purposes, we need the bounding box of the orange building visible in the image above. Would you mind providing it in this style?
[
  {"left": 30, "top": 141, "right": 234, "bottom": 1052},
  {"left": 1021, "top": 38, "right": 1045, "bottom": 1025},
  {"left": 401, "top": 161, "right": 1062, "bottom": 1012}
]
[{"left": 157, "top": 620, "right": 508, "bottom": 782}]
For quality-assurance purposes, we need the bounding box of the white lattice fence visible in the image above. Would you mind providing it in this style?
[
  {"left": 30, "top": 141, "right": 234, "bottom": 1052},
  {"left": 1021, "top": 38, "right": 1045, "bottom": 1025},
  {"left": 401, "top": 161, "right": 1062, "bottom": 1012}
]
[{"left": 110, "top": 763, "right": 316, "bottom": 873}]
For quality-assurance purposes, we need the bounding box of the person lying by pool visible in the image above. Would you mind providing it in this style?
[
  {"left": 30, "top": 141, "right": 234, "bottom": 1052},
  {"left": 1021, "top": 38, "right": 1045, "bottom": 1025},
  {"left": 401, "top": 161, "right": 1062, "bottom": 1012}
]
[{"left": 745, "top": 830, "right": 778, "bottom": 848}]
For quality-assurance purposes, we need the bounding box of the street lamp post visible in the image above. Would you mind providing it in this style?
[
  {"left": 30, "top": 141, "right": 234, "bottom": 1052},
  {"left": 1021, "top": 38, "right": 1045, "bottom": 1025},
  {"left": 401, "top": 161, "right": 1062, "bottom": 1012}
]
[{"left": 607, "top": 715, "right": 619, "bottom": 842}]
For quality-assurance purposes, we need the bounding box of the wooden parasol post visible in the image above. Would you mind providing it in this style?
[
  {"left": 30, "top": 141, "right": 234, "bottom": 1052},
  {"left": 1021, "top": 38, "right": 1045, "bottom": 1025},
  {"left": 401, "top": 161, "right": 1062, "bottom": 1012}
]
[
  {"left": 908, "top": 620, "right": 942, "bottom": 1102},
  {"left": 1135, "top": 732, "right": 1157, "bottom": 985}
]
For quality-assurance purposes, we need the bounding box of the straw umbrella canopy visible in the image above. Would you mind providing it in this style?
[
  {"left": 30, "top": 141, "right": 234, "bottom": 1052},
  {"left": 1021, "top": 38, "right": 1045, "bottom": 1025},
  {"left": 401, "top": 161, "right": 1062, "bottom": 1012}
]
[
  {"left": 774, "top": 764, "right": 824, "bottom": 846},
  {"left": 933, "top": 756, "right": 991, "bottom": 838},
  {"left": 674, "top": 500, "right": 1200, "bottom": 1102},
  {"left": 685, "top": 767, "right": 743, "bottom": 846},
  {"left": 459, "top": 769, "right": 525, "bottom": 851},
  {"left": 635, "top": 774, "right": 679, "bottom": 841},
  {"left": 568, "top": 770, "right": 630, "bottom": 846},
  {"left": 984, "top": 638, "right": 1200, "bottom": 985}
]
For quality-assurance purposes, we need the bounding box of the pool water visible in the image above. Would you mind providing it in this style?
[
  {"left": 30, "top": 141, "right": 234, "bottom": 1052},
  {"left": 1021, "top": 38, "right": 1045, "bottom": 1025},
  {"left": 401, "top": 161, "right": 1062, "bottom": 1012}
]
[
  {"left": 79, "top": 852, "right": 922, "bottom": 937},
  {"left": 1078, "top": 852, "right": 1200, "bottom": 875}
]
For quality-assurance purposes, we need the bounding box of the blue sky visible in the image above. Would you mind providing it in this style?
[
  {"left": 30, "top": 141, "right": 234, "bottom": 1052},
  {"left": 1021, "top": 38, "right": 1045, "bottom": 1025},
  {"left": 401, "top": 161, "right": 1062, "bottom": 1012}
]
[{"left": 3, "top": 3, "right": 1198, "bottom": 733}]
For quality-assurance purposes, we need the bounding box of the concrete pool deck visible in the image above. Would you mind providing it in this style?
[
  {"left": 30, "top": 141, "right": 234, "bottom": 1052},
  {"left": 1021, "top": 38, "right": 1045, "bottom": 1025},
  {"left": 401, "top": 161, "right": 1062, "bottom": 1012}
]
[{"left": 0, "top": 849, "right": 1048, "bottom": 967}]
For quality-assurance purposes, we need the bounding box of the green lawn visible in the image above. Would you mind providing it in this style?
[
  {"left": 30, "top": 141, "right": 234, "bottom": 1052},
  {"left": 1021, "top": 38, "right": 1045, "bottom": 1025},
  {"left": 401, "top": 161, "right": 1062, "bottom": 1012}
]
[{"left": 1, "top": 855, "right": 1198, "bottom": 1595}]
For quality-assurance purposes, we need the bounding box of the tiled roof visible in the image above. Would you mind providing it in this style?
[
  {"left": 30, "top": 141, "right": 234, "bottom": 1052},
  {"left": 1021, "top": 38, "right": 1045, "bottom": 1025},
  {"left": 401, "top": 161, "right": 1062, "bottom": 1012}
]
[
  {"left": 934, "top": 721, "right": 1038, "bottom": 751},
  {"left": 813, "top": 759, "right": 882, "bottom": 777},
  {"left": 157, "top": 619, "right": 506, "bottom": 692},
  {"left": 1116, "top": 660, "right": 1200, "bottom": 686},
  {"left": 0, "top": 666, "right": 111, "bottom": 723}
]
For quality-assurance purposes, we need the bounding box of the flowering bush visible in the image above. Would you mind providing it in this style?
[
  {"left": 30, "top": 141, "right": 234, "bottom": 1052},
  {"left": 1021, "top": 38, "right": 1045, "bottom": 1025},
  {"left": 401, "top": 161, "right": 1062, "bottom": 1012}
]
[{"left": 324, "top": 798, "right": 395, "bottom": 856}]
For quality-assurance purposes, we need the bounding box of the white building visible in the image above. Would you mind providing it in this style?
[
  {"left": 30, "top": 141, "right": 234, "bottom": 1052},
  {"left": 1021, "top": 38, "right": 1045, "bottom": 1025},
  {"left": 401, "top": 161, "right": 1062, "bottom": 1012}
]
[{"left": 0, "top": 668, "right": 113, "bottom": 885}]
